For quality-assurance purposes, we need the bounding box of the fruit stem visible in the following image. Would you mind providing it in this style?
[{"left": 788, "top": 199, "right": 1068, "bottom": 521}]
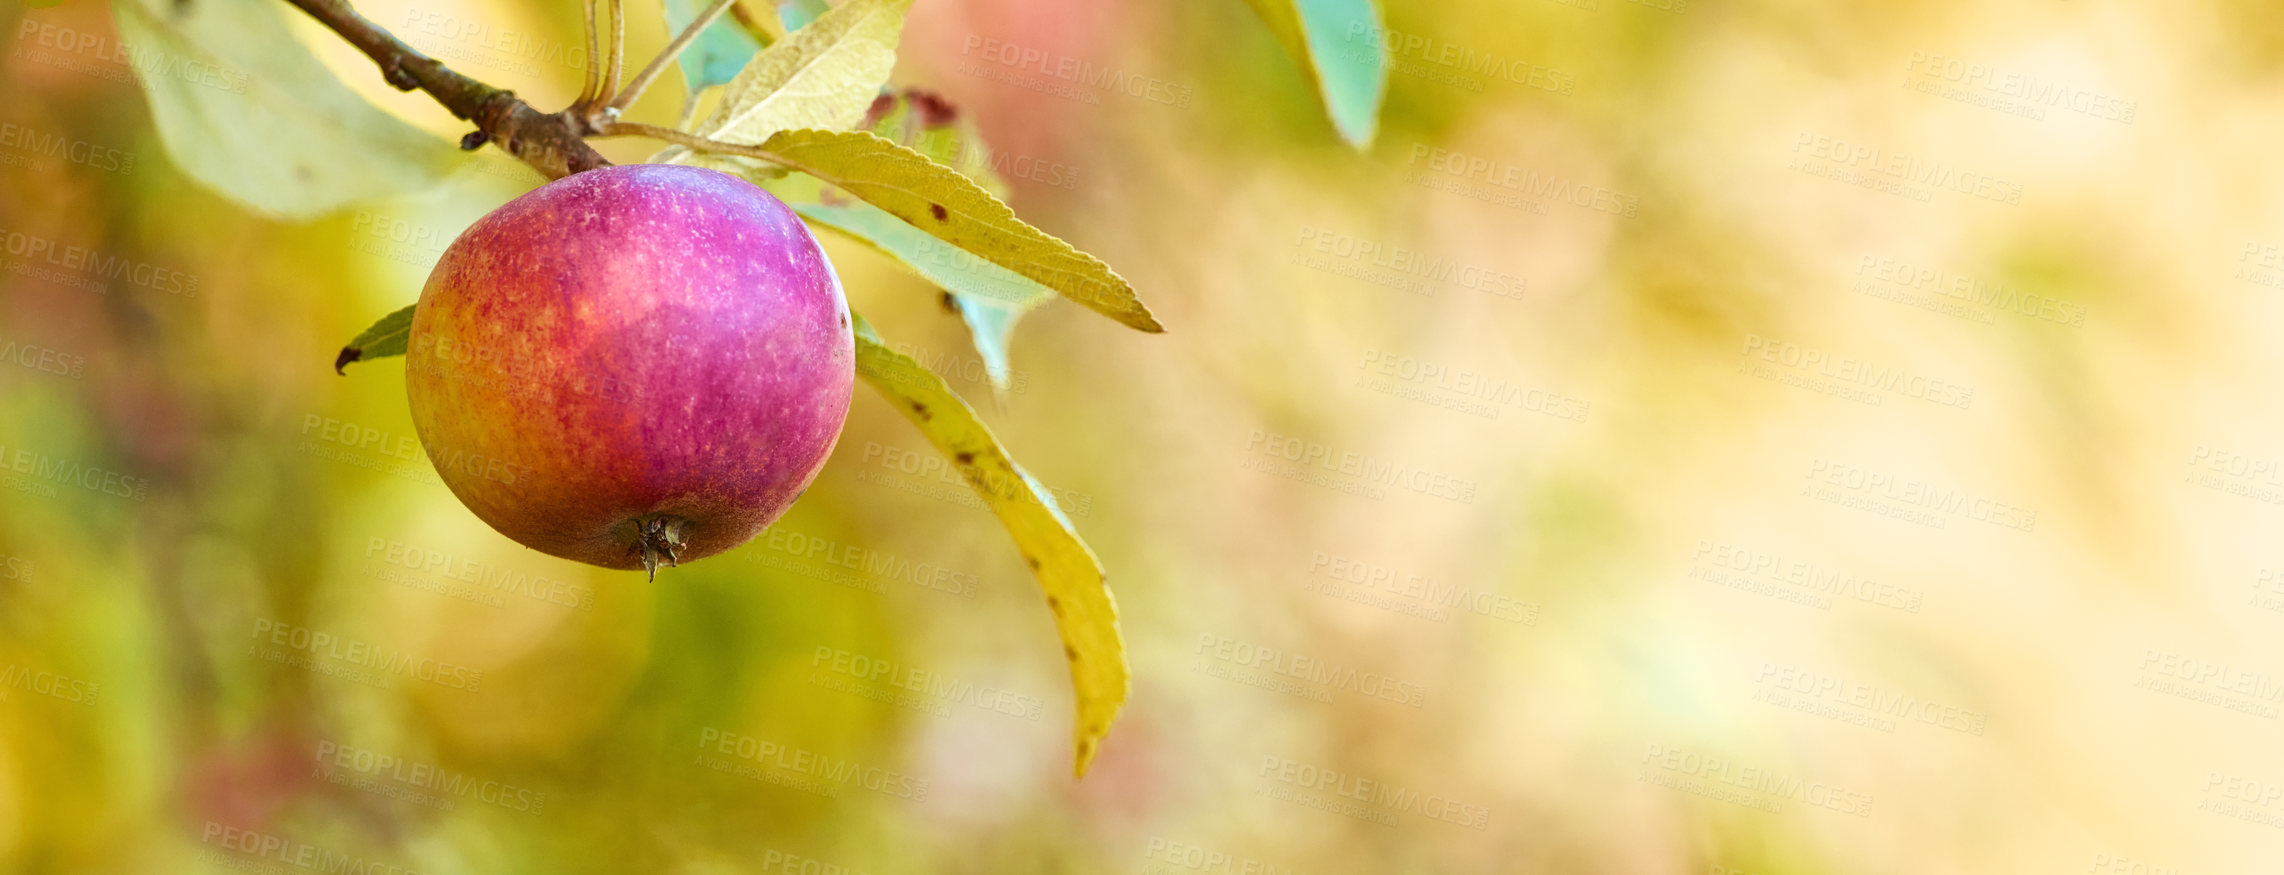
[{"left": 634, "top": 515, "right": 689, "bottom": 582}]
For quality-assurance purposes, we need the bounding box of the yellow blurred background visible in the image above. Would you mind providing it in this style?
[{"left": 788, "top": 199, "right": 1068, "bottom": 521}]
[{"left": 4, "top": 0, "right": 2282, "bottom": 871}]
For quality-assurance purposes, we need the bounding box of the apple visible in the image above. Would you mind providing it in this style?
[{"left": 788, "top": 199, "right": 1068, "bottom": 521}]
[{"left": 405, "top": 164, "right": 853, "bottom": 577}]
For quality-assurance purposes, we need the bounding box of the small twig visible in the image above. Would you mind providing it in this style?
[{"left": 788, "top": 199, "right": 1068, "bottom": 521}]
[
  {"left": 676, "top": 91, "right": 705, "bottom": 131},
  {"left": 578, "top": 0, "right": 601, "bottom": 105},
  {"left": 606, "top": 0, "right": 626, "bottom": 103},
  {"left": 595, "top": 120, "right": 789, "bottom": 166},
  {"left": 612, "top": 0, "right": 738, "bottom": 113},
  {"left": 281, "top": 0, "right": 608, "bottom": 179}
]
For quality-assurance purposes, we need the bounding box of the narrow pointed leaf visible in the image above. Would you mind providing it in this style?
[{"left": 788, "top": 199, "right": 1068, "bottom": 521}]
[
  {"left": 769, "top": 174, "right": 1050, "bottom": 394},
  {"left": 1243, "top": 0, "right": 1387, "bottom": 147},
  {"left": 334, "top": 304, "right": 416, "bottom": 374},
  {"left": 851, "top": 314, "right": 1128, "bottom": 776},
  {"left": 758, "top": 129, "right": 1162, "bottom": 332},
  {"left": 767, "top": 90, "right": 1032, "bottom": 394},
  {"left": 945, "top": 293, "right": 1023, "bottom": 402},
  {"left": 860, "top": 89, "right": 1008, "bottom": 199},
  {"left": 853, "top": 90, "right": 1025, "bottom": 394}
]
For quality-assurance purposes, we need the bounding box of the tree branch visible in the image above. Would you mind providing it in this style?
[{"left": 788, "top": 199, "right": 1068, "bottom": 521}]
[{"left": 280, "top": 0, "right": 611, "bottom": 180}]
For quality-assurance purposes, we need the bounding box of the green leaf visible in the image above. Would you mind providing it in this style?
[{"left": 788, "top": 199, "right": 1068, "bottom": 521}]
[
  {"left": 1243, "top": 0, "right": 1387, "bottom": 147},
  {"left": 333, "top": 304, "right": 415, "bottom": 374},
  {"left": 111, "top": 0, "right": 459, "bottom": 220},
  {"left": 688, "top": 0, "right": 912, "bottom": 146},
  {"left": 665, "top": 0, "right": 763, "bottom": 92},
  {"left": 851, "top": 314, "right": 1128, "bottom": 777},
  {"left": 757, "top": 129, "right": 1163, "bottom": 333},
  {"left": 776, "top": 0, "right": 830, "bottom": 30},
  {"left": 946, "top": 294, "right": 1023, "bottom": 399}
]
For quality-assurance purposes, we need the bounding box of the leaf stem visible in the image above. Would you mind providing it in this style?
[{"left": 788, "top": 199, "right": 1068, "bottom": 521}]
[
  {"left": 594, "top": 120, "right": 790, "bottom": 165},
  {"left": 606, "top": 0, "right": 626, "bottom": 103},
  {"left": 279, "top": 0, "right": 610, "bottom": 179},
  {"left": 611, "top": 0, "right": 739, "bottom": 113},
  {"left": 578, "top": 0, "right": 602, "bottom": 104}
]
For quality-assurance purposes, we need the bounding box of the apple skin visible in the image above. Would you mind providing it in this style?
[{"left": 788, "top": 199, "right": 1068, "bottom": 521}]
[{"left": 405, "top": 164, "right": 853, "bottom": 572}]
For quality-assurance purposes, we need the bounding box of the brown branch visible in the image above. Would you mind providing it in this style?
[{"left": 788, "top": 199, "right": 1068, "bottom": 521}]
[{"left": 280, "top": 0, "right": 611, "bottom": 180}]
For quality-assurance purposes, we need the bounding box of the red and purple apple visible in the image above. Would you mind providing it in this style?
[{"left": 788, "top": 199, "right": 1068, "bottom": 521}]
[{"left": 405, "top": 164, "right": 852, "bottom": 577}]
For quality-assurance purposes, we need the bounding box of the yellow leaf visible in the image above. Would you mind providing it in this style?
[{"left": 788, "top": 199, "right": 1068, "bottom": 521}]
[
  {"left": 693, "top": 0, "right": 911, "bottom": 144},
  {"left": 761, "top": 129, "right": 1163, "bottom": 333},
  {"left": 851, "top": 315, "right": 1129, "bottom": 776},
  {"left": 861, "top": 88, "right": 1009, "bottom": 199},
  {"left": 768, "top": 174, "right": 1051, "bottom": 397}
]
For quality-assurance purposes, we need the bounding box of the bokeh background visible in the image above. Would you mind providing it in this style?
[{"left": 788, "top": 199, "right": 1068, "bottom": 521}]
[{"left": 4, "top": 0, "right": 2282, "bottom": 871}]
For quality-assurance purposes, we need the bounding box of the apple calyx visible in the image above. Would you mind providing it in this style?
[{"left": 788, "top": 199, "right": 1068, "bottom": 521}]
[{"left": 632, "top": 514, "right": 689, "bottom": 582}]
